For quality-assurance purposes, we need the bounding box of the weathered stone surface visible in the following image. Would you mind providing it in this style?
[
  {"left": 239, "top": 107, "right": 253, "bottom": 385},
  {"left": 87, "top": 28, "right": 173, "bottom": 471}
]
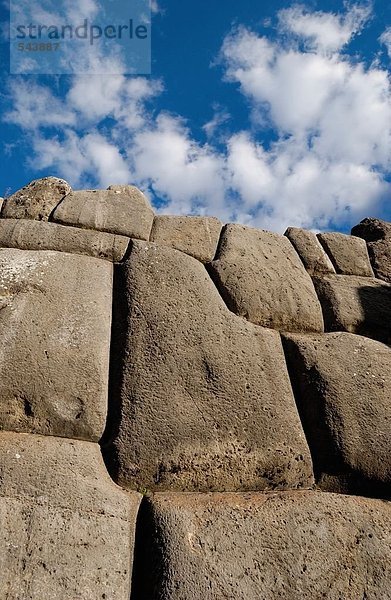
[
  {"left": 133, "top": 490, "right": 391, "bottom": 600},
  {"left": 284, "top": 227, "right": 335, "bottom": 276},
  {"left": 53, "top": 185, "right": 154, "bottom": 239},
  {"left": 1, "top": 177, "right": 71, "bottom": 221},
  {"left": 103, "top": 241, "right": 314, "bottom": 493},
  {"left": 0, "top": 218, "right": 129, "bottom": 262},
  {"left": 283, "top": 332, "right": 391, "bottom": 497},
  {"left": 0, "top": 249, "right": 112, "bottom": 441},
  {"left": 364, "top": 238, "right": 391, "bottom": 284},
  {"left": 352, "top": 217, "right": 391, "bottom": 242},
  {"left": 352, "top": 218, "right": 391, "bottom": 283},
  {"left": 207, "top": 224, "right": 323, "bottom": 333},
  {"left": 313, "top": 274, "right": 391, "bottom": 343},
  {"left": 149, "top": 215, "right": 222, "bottom": 263},
  {"left": 317, "top": 232, "right": 374, "bottom": 277},
  {"left": 0, "top": 432, "right": 141, "bottom": 600}
]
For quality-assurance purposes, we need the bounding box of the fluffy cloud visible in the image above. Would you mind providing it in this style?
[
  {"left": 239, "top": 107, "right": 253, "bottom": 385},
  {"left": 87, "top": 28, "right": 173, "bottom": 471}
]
[
  {"left": 4, "top": 3, "right": 391, "bottom": 231},
  {"left": 278, "top": 3, "right": 372, "bottom": 54},
  {"left": 220, "top": 8, "right": 391, "bottom": 229},
  {"left": 380, "top": 26, "right": 391, "bottom": 58}
]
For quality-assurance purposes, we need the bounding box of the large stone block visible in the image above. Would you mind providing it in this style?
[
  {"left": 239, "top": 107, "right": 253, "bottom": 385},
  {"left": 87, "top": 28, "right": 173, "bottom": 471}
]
[
  {"left": 1, "top": 177, "right": 71, "bottom": 221},
  {"left": 313, "top": 274, "right": 391, "bottom": 344},
  {"left": 103, "top": 241, "right": 314, "bottom": 493},
  {"left": 0, "top": 249, "right": 112, "bottom": 441},
  {"left": 53, "top": 185, "right": 154, "bottom": 239},
  {"left": 284, "top": 227, "right": 335, "bottom": 276},
  {"left": 365, "top": 238, "right": 391, "bottom": 284},
  {"left": 0, "top": 432, "right": 141, "bottom": 600},
  {"left": 352, "top": 218, "right": 391, "bottom": 283},
  {"left": 282, "top": 332, "right": 391, "bottom": 496},
  {"left": 352, "top": 217, "right": 391, "bottom": 242},
  {"left": 0, "top": 218, "right": 129, "bottom": 262},
  {"left": 132, "top": 490, "right": 391, "bottom": 600},
  {"left": 150, "top": 215, "right": 222, "bottom": 263},
  {"left": 317, "top": 232, "right": 374, "bottom": 277},
  {"left": 207, "top": 224, "right": 323, "bottom": 333}
]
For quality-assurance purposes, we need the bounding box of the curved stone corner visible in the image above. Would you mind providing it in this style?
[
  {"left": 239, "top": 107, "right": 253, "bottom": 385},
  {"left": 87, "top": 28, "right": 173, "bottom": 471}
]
[{"left": 0, "top": 432, "right": 141, "bottom": 600}]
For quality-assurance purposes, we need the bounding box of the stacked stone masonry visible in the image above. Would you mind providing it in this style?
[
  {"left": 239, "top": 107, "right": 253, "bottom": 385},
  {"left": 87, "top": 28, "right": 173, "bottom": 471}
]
[{"left": 0, "top": 177, "right": 389, "bottom": 599}]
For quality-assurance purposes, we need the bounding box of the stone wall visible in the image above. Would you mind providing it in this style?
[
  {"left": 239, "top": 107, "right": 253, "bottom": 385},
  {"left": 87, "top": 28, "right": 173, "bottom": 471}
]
[{"left": 0, "top": 177, "right": 390, "bottom": 599}]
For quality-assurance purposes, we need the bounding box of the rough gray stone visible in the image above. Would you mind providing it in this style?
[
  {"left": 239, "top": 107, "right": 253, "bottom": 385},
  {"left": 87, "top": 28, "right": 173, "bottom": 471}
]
[
  {"left": 283, "top": 332, "right": 391, "bottom": 497},
  {"left": 351, "top": 217, "right": 391, "bottom": 242},
  {"left": 53, "top": 185, "right": 154, "bottom": 239},
  {"left": 313, "top": 274, "right": 391, "bottom": 343},
  {"left": 0, "top": 218, "right": 129, "bottom": 262},
  {"left": 133, "top": 490, "right": 391, "bottom": 600},
  {"left": 352, "top": 218, "right": 391, "bottom": 283},
  {"left": 149, "top": 215, "right": 222, "bottom": 263},
  {"left": 364, "top": 238, "right": 391, "bottom": 284},
  {"left": 103, "top": 241, "right": 314, "bottom": 493},
  {"left": 284, "top": 227, "right": 336, "bottom": 276},
  {"left": 0, "top": 249, "right": 112, "bottom": 441},
  {"left": 317, "top": 232, "right": 374, "bottom": 277},
  {"left": 207, "top": 224, "right": 323, "bottom": 333},
  {"left": 0, "top": 432, "right": 141, "bottom": 600},
  {"left": 1, "top": 177, "right": 71, "bottom": 221}
]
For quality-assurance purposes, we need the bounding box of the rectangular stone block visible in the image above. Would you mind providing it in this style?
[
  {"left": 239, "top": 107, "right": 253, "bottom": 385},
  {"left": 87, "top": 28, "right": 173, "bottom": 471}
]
[
  {"left": 284, "top": 227, "right": 335, "bottom": 276},
  {"left": 352, "top": 218, "right": 391, "bottom": 283},
  {"left": 313, "top": 274, "right": 391, "bottom": 344},
  {"left": 53, "top": 186, "right": 154, "bottom": 239},
  {"left": 0, "top": 432, "right": 141, "bottom": 600},
  {"left": 0, "top": 218, "right": 129, "bottom": 262},
  {"left": 283, "top": 332, "right": 391, "bottom": 497},
  {"left": 366, "top": 238, "right": 391, "bottom": 284},
  {"left": 150, "top": 215, "right": 222, "bottom": 263},
  {"left": 0, "top": 249, "right": 112, "bottom": 441},
  {"left": 102, "top": 241, "right": 314, "bottom": 493},
  {"left": 317, "top": 232, "right": 374, "bottom": 277},
  {"left": 207, "top": 224, "right": 324, "bottom": 333},
  {"left": 133, "top": 491, "right": 391, "bottom": 600}
]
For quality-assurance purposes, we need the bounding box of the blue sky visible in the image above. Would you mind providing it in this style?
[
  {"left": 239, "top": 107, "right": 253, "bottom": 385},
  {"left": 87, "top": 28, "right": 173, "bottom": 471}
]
[{"left": 1, "top": 0, "right": 390, "bottom": 232}]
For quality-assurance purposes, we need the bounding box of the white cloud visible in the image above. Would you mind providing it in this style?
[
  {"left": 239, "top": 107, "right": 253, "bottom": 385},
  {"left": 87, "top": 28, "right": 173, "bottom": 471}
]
[
  {"left": 4, "top": 2, "right": 391, "bottom": 231},
  {"left": 67, "top": 75, "right": 162, "bottom": 129},
  {"left": 130, "top": 114, "right": 228, "bottom": 216},
  {"left": 30, "top": 130, "right": 131, "bottom": 187},
  {"left": 150, "top": 1, "right": 163, "bottom": 15},
  {"left": 278, "top": 3, "right": 372, "bottom": 54},
  {"left": 219, "top": 6, "right": 391, "bottom": 229},
  {"left": 203, "top": 105, "right": 231, "bottom": 139},
  {"left": 5, "top": 79, "right": 76, "bottom": 129},
  {"left": 380, "top": 26, "right": 391, "bottom": 58}
]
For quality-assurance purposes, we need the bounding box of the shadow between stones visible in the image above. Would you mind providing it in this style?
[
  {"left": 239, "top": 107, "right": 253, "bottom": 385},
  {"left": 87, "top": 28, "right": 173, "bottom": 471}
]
[{"left": 100, "top": 258, "right": 129, "bottom": 481}]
